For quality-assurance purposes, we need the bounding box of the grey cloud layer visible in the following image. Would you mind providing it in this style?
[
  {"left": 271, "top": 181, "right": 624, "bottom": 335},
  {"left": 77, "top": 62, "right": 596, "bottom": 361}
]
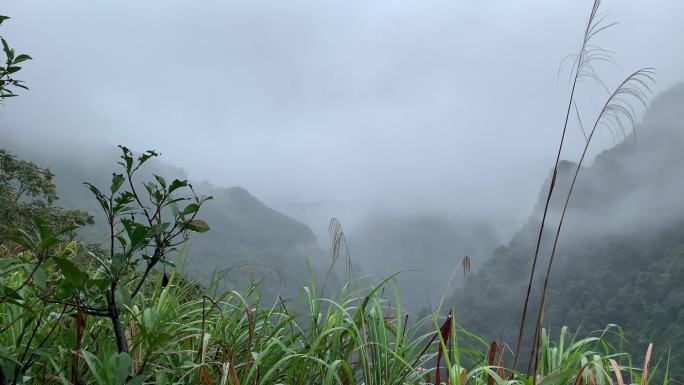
[{"left": 2, "top": 0, "right": 683, "bottom": 240}]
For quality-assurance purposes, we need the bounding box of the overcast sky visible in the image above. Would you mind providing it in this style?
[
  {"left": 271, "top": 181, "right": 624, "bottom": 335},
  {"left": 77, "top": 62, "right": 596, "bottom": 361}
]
[{"left": 3, "top": 0, "right": 684, "bottom": 239}]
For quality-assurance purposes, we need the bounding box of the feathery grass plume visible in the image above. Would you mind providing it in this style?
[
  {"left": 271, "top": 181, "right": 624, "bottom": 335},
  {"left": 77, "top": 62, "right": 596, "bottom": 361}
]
[
  {"left": 530, "top": 67, "right": 656, "bottom": 377},
  {"left": 513, "top": 0, "right": 656, "bottom": 376},
  {"left": 322, "top": 216, "right": 361, "bottom": 345},
  {"left": 461, "top": 255, "right": 471, "bottom": 278},
  {"left": 322, "top": 218, "right": 355, "bottom": 293},
  {"left": 328, "top": 217, "right": 348, "bottom": 265},
  {"left": 511, "top": 0, "right": 614, "bottom": 371}
]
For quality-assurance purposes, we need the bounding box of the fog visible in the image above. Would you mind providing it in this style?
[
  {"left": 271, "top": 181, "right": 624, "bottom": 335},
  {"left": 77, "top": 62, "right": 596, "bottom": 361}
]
[{"left": 2, "top": 0, "right": 684, "bottom": 261}]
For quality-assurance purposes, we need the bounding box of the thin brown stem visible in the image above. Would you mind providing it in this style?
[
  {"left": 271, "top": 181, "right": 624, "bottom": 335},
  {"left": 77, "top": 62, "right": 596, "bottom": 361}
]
[
  {"left": 529, "top": 68, "right": 653, "bottom": 377},
  {"left": 511, "top": 0, "right": 601, "bottom": 373}
]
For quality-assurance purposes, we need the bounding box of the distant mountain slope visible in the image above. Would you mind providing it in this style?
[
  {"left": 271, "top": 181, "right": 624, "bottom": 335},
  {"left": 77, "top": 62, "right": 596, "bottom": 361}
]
[
  {"left": 348, "top": 211, "right": 499, "bottom": 311},
  {"left": 185, "top": 185, "right": 325, "bottom": 293},
  {"left": 2, "top": 142, "right": 327, "bottom": 300},
  {"left": 452, "top": 83, "right": 684, "bottom": 378}
]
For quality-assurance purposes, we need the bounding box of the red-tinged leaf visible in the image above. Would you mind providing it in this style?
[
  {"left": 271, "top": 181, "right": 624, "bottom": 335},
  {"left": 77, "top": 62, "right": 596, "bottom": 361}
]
[{"left": 436, "top": 310, "right": 453, "bottom": 385}]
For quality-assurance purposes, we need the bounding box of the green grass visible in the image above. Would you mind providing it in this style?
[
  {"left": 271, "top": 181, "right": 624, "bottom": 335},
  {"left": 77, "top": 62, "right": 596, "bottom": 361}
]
[{"left": 0, "top": 249, "right": 667, "bottom": 385}]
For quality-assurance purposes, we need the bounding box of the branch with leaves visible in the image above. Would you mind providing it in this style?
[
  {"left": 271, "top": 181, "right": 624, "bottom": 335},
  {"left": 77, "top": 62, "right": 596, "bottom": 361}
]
[
  {"left": 74, "top": 146, "right": 212, "bottom": 353},
  {"left": 0, "top": 15, "right": 31, "bottom": 100}
]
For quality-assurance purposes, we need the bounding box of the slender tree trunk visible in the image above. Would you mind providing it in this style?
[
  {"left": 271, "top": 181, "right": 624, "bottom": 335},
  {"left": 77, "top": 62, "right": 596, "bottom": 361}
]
[{"left": 107, "top": 290, "right": 128, "bottom": 353}]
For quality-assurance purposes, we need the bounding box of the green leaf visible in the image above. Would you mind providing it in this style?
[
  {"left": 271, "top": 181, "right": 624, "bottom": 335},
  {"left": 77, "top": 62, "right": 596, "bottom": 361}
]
[
  {"left": 118, "top": 145, "right": 134, "bottom": 173},
  {"left": 33, "top": 264, "right": 47, "bottom": 289},
  {"left": 111, "top": 173, "right": 125, "bottom": 194},
  {"left": 54, "top": 257, "right": 88, "bottom": 287},
  {"left": 121, "top": 219, "right": 149, "bottom": 251},
  {"left": 114, "top": 353, "right": 132, "bottom": 385},
  {"left": 181, "top": 203, "right": 199, "bottom": 216},
  {"left": 143, "top": 307, "right": 158, "bottom": 330},
  {"left": 185, "top": 219, "right": 210, "bottom": 233},
  {"left": 169, "top": 201, "right": 180, "bottom": 218},
  {"left": 162, "top": 197, "right": 188, "bottom": 211},
  {"left": 168, "top": 179, "right": 187, "bottom": 194},
  {"left": 13, "top": 54, "right": 31, "bottom": 63},
  {"left": 116, "top": 287, "right": 132, "bottom": 311},
  {"left": 113, "top": 191, "right": 135, "bottom": 214},
  {"left": 32, "top": 214, "right": 50, "bottom": 244},
  {"left": 148, "top": 222, "right": 170, "bottom": 237},
  {"left": 1, "top": 38, "right": 13, "bottom": 61},
  {"left": 153, "top": 174, "right": 166, "bottom": 189},
  {"left": 12, "top": 82, "right": 29, "bottom": 90},
  {"left": 155, "top": 372, "right": 168, "bottom": 385},
  {"left": 143, "top": 182, "right": 156, "bottom": 200},
  {"left": 0, "top": 16, "right": 10, "bottom": 25},
  {"left": 137, "top": 150, "right": 159, "bottom": 168},
  {"left": 0, "top": 283, "right": 24, "bottom": 305},
  {"left": 159, "top": 258, "right": 176, "bottom": 268},
  {"left": 81, "top": 351, "right": 106, "bottom": 384},
  {"left": 6, "top": 233, "right": 36, "bottom": 251},
  {"left": 116, "top": 234, "right": 128, "bottom": 248},
  {"left": 41, "top": 235, "right": 63, "bottom": 251},
  {"left": 111, "top": 252, "right": 126, "bottom": 272},
  {"left": 84, "top": 182, "right": 110, "bottom": 215},
  {"left": 127, "top": 375, "right": 146, "bottom": 385},
  {"left": 88, "top": 278, "right": 110, "bottom": 291},
  {"left": 0, "top": 258, "right": 13, "bottom": 271}
]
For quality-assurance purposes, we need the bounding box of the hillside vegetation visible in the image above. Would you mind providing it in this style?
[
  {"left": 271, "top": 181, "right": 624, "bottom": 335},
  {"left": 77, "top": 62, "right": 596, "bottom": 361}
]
[
  {"left": 0, "top": 145, "right": 668, "bottom": 384},
  {"left": 1, "top": 1, "right": 680, "bottom": 384},
  {"left": 453, "top": 83, "right": 684, "bottom": 378},
  {"left": 2, "top": 141, "right": 329, "bottom": 301}
]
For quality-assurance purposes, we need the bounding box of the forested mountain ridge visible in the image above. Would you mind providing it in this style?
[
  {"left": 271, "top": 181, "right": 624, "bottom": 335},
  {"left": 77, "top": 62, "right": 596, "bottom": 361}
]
[
  {"left": 2, "top": 141, "right": 327, "bottom": 299},
  {"left": 452, "top": 83, "right": 684, "bottom": 376}
]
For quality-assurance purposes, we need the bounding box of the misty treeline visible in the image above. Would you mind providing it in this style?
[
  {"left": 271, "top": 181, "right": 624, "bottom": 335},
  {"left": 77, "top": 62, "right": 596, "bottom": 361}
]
[
  {"left": 0, "top": 145, "right": 667, "bottom": 385},
  {"left": 1, "top": 1, "right": 682, "bottom": 384},
  {"left": 454, "top": 83, "right": 684, "bottom": 379}
]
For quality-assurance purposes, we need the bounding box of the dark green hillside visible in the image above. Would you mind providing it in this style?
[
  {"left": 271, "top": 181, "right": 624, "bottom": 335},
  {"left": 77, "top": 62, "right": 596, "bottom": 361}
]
[
  {"left": 2, "top": 142, "right": 326, "bottom": 299},
  {"left": 452, "top": 83, "right": 684, "bottom": 377},
  {"left": 181, "top": 184, "right": 325, "bottom": 296}
]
